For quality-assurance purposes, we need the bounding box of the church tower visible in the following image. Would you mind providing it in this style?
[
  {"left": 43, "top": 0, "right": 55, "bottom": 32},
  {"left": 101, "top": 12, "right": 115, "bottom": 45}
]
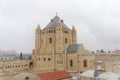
[
  {"left": 33, "top": 15, "right": 78, "bottom": 70},
  {"left": 35, "top": 24, "right": 41, "bottom": 53},
  {"left": 72, "top": 26, "right": 77, "bottom": 44},
  {"left": 32, "top": 15, "right": 95, "bottom": 73}
]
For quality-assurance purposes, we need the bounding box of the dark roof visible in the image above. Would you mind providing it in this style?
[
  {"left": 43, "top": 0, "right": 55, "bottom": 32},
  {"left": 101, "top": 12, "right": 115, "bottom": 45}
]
[
  {"left": 67, "top": 44, "right": 80, "bottom": 53},
  {"left": 37, "top": 70, "right": 71, "bottom": 80},
  {"left": 44, "top": 16, "right": 70, "bottom": 29}
]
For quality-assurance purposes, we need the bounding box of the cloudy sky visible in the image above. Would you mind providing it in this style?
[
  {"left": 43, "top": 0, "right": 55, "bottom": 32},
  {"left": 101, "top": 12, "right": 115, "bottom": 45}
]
[{"left": 0, "top": 0, "right": 120, "bottom": 53}]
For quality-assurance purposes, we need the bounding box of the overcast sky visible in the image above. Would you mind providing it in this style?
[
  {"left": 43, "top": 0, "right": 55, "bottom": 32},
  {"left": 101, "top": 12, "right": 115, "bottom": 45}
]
[{"left": 0, "top": 0, "right": 120, "bottom": 53}]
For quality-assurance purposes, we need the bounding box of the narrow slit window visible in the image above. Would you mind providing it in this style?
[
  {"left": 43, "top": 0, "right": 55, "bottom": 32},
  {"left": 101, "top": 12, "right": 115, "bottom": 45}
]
[{"left": 70, "top": 60, "right": 73, "bottom": 67}]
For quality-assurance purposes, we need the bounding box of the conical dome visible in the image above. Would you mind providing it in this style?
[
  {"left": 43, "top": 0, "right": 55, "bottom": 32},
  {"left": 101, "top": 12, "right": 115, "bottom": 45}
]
[{"left": 44, "top": 16, "right": 70, "bottom": 29}]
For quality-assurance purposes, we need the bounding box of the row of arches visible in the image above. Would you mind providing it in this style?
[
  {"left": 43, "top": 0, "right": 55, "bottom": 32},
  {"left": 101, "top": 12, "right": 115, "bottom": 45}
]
[{"left": 5, "top": 62, "right": 33, "bottom": 69}]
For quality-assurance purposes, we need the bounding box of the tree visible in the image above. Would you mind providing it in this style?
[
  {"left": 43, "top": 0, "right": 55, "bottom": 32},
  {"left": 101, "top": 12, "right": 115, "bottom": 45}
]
[
  {"left": 29, "top": 55, "right": 31, "bottom": 59},
  {"left": 108, "top": 50, "right": 111, "bottom": 53},
  {"left": 100, "top": 49, "right": 104, "bottom": 53},
  {"left": 96, "top": 50, "right": 99, "bottom": 53},
  {"left": 20, "top": 52, "right": 22, "bottom": 59}
]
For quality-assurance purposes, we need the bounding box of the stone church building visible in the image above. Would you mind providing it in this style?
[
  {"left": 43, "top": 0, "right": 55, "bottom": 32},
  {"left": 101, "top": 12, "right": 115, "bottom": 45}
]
[
  {"left": 0, "top": 15, "right": 95, "bottom": 80},
  {"left": 32, "top": 15, "right": 95, "bottom": 73}
]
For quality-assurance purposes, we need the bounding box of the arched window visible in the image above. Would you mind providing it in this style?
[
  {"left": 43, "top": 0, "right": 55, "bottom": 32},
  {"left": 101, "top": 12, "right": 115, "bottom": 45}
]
[
  {"left": 70, "top": 60, "right": 73, "bottom": 67},
  {"left": 83, "top": 60, "right": 87, "bottom": 67}
]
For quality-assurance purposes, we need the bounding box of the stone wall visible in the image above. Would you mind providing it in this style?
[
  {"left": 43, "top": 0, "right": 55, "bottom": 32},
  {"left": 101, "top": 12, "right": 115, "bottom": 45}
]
[{"left": 0, "top": 59, "right": 32, "bottom": 73}]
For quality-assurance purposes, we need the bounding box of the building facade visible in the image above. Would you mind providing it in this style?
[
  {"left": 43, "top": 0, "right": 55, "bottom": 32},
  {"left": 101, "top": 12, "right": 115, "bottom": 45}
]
[
  {"left": 95, "top": 50, "right": 120, "bottom": 74},
  {"left": 32, "top": 15, "right": 95, "bottom": 73}
]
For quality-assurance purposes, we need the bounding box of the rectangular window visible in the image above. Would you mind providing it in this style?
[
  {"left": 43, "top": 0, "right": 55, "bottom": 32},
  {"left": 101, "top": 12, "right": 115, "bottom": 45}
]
[
  {"left": 83, "top": 60, "right": 87, "bottom": 67},
  {"left": 65, "top": 38, "right": 67, "bottom": 44},
  {"left": 70, "top": 60, "right": 73, "bottom": 67},
  {"left": 49, "top": 38, "right": 52, "bottom": 43}
]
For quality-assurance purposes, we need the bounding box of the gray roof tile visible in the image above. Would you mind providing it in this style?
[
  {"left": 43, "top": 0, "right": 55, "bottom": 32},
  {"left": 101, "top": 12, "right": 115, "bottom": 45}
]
[
  {"left": 44, "top": 16, "right": 70, "bottom": 29},
  {"left": 67, "top": 44, "right": 80, "bottom": 53}
]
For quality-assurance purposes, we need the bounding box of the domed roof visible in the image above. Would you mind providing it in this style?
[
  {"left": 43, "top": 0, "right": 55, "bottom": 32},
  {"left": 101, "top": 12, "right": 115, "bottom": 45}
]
[
  {"left": 98, "top": 72, "right": 120, "bottom": 80},
  {"left": 12, "top": 73, "right": 40, "bottom": 80},
  {"left": 81, "top": 70, "right": 95, "bottom": 78},
  {"left": 44, "top": 16, "right": 70, "bottom": 29}
]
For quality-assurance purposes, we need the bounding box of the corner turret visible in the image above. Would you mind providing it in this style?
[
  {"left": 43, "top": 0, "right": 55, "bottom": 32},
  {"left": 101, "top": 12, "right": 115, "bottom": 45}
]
[
  {"left": 72, "top": 25, "right": 77, "bottom": 44},
  {"left": 35, "top": 24, "right": 41, "bottom": 53}
]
